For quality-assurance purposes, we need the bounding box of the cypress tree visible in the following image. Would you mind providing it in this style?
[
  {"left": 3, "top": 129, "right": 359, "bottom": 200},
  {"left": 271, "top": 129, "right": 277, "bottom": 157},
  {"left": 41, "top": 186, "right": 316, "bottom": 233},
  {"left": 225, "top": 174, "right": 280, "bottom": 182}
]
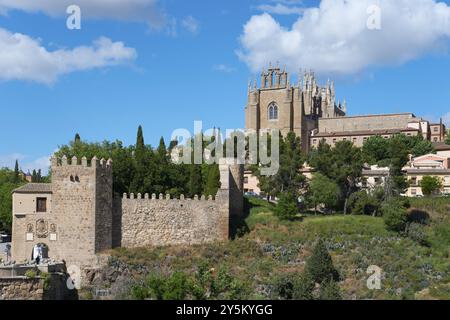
[
  {"left": 37, "top": 169, "right": 42, "bottom": 183},
  {"left": 157, "top": 137, "right": 167, "bottom": 160},
  {"left": 14, "top": 160, "right": 20, "bottom": 182},
  {"left": 188, "top": 165, "right": 203, "bottom": 197},
  {"left": 305, "top": 239, "right": 339, "bottom": 284},
  {"left": 74, "top": 133, "right": 81, "bottom": 144},
  {"left": 136, "top": 126, "right": 145, "bottom": 159},
  {"left": 131, "top": 125, "right": 147, "bottom": 194},
  {"left": 204, "top": 164, "right": 220, "bottom": 197},
  {"left": 32, "top": 169, "right": 37, "bottom": 183}
]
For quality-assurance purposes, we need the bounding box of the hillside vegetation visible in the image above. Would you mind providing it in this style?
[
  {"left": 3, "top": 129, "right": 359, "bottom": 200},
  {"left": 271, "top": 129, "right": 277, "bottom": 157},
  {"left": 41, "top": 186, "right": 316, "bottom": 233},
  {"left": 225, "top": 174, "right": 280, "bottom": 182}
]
[{"left": 85, "top": 196, "right": 450, "bottom": 300}]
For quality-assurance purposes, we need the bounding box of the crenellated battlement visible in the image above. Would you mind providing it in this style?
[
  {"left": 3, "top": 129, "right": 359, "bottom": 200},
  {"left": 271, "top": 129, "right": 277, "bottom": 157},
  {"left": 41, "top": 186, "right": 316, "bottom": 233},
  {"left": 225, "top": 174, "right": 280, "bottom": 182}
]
[
  {"left": 121, "top": 193, "right": 216, "bottom": 201},
  {"left": 51, "top": 155, "right": 112, "bottom": 170}
]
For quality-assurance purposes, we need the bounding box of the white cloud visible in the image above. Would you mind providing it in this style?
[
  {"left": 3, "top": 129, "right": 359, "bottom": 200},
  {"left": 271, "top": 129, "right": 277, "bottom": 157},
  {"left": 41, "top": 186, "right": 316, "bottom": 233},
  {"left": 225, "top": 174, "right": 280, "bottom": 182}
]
[
  {"left": 181, "top": 16, "right": 200, "bottom": 34},
  {"left": 0, "top": 28, "right": 137, "bottom": 84},
  {"left": 256, "top": 4, "right": 305, "bottom": 15},
  {"left": 0, "top": 154, "right": 50, "bottom": 174},
  {"left": 213, "top": 64, "right": 237, "bottom": 73},
  {"left": 238, "top": 0, "right": 450, "bottom": 75},
  {"left": 0, "top": 0, "right": 166, "bottom": 29}
]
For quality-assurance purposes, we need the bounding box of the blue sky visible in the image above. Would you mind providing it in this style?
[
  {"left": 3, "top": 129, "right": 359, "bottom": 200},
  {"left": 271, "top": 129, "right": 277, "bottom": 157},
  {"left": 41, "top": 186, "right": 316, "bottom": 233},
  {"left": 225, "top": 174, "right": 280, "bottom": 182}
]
[{"left": 1, "top": 0, "right": 450, "bottom": 173}]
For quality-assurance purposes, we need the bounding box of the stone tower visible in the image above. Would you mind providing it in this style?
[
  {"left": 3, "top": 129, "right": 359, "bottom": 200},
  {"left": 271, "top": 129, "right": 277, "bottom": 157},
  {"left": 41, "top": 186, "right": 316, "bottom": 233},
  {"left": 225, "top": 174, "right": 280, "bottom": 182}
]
[
  {"left": 49, "top": 155, "right": 113, "bottom": 268},
  {"left": 245, "top": 65, "right": 346, "bottom": 152}
]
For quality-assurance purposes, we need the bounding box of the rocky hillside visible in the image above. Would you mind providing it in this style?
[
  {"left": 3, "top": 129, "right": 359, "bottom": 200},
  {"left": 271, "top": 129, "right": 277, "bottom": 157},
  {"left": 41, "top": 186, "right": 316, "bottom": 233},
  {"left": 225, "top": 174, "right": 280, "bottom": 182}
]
[{"left": 80, "top": 197, "right": 450, "bottom": 300}]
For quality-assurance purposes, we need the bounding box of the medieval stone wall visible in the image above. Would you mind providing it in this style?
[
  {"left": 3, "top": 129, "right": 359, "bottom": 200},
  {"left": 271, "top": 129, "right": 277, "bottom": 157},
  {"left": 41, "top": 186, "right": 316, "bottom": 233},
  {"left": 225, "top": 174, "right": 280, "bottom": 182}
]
[
  {"left": 0, "top": 274, "right": 77, "bottom": 300},
  {"left": 0, "top": 277, "right": 44, "bottom": 300},
  {"left": 12, "top": 156, "right": 243, "bottom": 269},
  {"left": 113, "top": 160, "right": 243, "bottom": 248},
  {"left": 113, "top": 193, "right": 229, "bottom": 248}
]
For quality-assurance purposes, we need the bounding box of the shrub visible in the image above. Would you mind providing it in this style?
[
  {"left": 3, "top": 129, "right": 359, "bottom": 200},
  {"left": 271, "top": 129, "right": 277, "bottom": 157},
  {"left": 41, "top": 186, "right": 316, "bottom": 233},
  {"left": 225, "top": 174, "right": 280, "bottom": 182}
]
[
  {"left": 274, "top": 192, "right": 298, "bottom": 220},
  {"left": 382, "top": 201, "right": 408, "bottom": 232},
  {"left": 348, "top": 191, "right": 381, "bottom": 216},
  {"left": 405, "top": 223, "right": 429, "bottom": 246},
  {"left": 319, "top": 279, "right": 342, "bottom": 300},
  {"left": 270, "top": 274, "right": 295, "bottom": 300},
  {"left": 304, "top": 239, "right": 339, "bottom": 283},
  {"left": 407, "top": 209, "right": 430, "bottom": 225},
  {"left": 270, "top": 272, "right": 315, "bottom": 300},
  {"left": 162, "top": 272, "right": 189, "bottom": 300},
  {"left": 292, "top": 271, "right": 315, "bottom": 300},
  {"left": 24, "top": 270, "right": 37, "bottom": 279},
  {"left": 420, "top": 176, "right": 443, "bottom": 196}
]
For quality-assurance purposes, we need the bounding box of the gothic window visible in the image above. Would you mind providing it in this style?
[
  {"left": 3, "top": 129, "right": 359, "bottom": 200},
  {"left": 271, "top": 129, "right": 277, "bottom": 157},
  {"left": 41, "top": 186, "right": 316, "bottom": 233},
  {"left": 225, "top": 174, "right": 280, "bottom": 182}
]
[{"left": 268, "top": 103, "right": 279, "bottom": 121}]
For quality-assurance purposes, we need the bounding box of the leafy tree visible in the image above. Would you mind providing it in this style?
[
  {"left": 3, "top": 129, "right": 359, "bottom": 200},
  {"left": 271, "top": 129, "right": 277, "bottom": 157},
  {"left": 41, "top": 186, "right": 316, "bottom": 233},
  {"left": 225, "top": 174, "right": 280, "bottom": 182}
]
[
  {"left": 0, "top": 168, "right": 25, "bottom": 232},
  {"left": 274, "top": 192, "right": 298, "bottom": 220},
  {"left": 308, "top": 173, "right": 340, "bottom": 214},
  {"left": 31, "top": 169, "right": 37, "bottom": 183},
  {"left": 361, "top": 134, "right": 434, "bottom": 198},
  {"left": 382, "top": 200, "right": 408, "bottom": 232},
  {"left": 319, "top": 279, "right": 342, "bottom": 300},
  {"left": 310, "top": 141, "right": 364, "bottom": 214},
  {"left": 446, "top": 131, "right": 450, "bottom": 145},
  {"left": 305, "top": 239, "right": 339, "bottom": 284},
  {"left": 362, "top": 136, "right": 389, "bottom": 165},
  {"left": 257, "top": 132, "right": 306, "bottom": 199},
  {"left": 420, "top": 176, "right": 443, "bottom": 196},
  {"left": 347, "top": 189, "right": 383, "bottom": 216}
]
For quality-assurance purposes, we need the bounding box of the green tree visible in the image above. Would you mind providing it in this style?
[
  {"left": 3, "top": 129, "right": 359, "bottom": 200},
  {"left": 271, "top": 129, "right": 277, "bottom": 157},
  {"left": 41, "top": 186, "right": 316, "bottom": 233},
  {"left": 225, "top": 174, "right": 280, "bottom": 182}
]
[
  {"left": 204, "top": 164, "right": 220, "bottom": 197},
  {"left": 305, "top": 239, "right": 339, "bottom": 283},
  {"left": 347, "top": 189, "right": 383, "bottom": 216},
  {"left": 274, "top": 192, "right": 298, "bottom": 220},
  {"left": 188, "top": 165, "right": 203, "bottom": 197},
  {"left": 362, "top": 136, "right": 389, "bottom": 165},
  {"left": 382, "top": 200, "right": 408, "bottom": 232},
  {"left": 257, "top": 132, "right": 306, "bottom": 199},
  {"left": 310, "top": 141, "right": 364, "bottom": 214},
  {"left": 446, "top": 130, "right": 450, "bottom": 145},
  {"left": 31, "top": 169, "right": 37, "bottom": 183},
  {"left": 420, "top": 176, "right": 443, "bottom": 196},
  {"left": 308, "top": 173, "right": 340, "bottom": 214},
  {"left": 74, "top": 133, "right": 81, "bottom": 144},
  {"left": 0, "top": 168, "right": 25, "bottom": 232},
  {"left": 14, "top": 160, "right": 20, "bottom": 183}
]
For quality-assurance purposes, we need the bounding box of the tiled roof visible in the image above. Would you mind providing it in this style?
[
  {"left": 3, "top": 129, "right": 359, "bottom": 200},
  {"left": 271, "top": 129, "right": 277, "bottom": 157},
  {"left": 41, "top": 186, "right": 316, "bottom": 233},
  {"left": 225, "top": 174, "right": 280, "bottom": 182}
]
[
  {"left": 12, "top": 183, "right": 52, "bottom": 194},
  {"left": 433, "top": 142, "right": 450, "bottom": 151},
  {"left": 312, "top": 128, "right": 419, "bottom": 138}
]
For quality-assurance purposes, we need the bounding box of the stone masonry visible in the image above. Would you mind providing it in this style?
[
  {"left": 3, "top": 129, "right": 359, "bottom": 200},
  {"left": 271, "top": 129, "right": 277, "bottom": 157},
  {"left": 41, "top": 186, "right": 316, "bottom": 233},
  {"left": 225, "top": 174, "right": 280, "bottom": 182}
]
[{"left": 12, "top": 156, "right": 244, "bottom": 269}]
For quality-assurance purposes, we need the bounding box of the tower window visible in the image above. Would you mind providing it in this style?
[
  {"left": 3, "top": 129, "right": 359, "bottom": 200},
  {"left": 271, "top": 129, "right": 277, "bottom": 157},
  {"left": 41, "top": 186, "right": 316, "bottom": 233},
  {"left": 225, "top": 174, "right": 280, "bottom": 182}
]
[
  {"left": 268, "top": 103, "right": 279, "bottom": 121},
  {"left": 36, "top": 198, "right": 47, "bottom": 213}
]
